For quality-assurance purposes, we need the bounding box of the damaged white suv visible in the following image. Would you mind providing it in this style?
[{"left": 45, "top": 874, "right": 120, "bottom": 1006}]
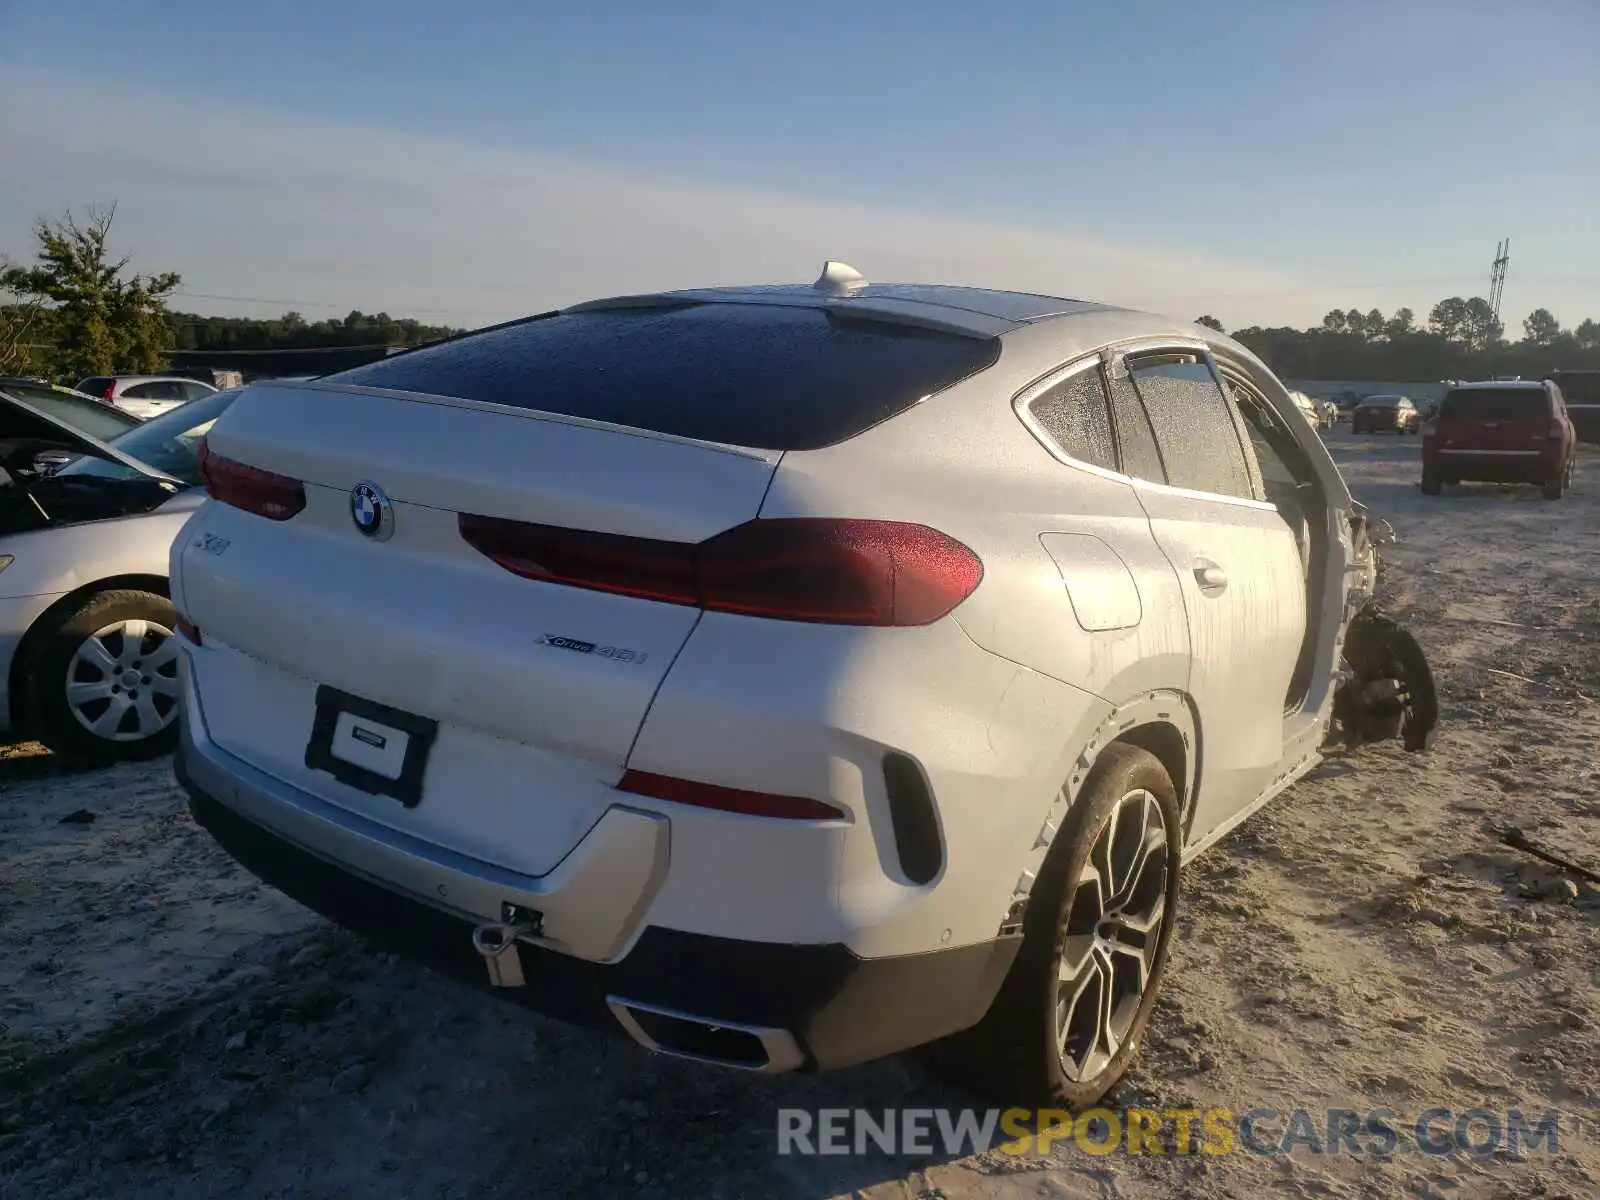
[{"left": 172, "top": 264, "right": 1434, "bottom": 1106}]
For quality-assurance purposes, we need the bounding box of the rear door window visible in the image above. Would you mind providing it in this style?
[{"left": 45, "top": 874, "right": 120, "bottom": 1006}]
[
  {"left": 325, "top": 304, "right": 1001, "bottom": 451},
  {"left": 1125, "top": 353, "right": 1255, "bottom": 499},
  {"left": 1104, "top": 370, "right": 1166, "bottom": 484}
]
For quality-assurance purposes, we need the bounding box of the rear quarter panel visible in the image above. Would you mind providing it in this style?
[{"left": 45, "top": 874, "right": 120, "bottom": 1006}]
[{"left": 762, "top": 316, "right": 1218, "bottom": 706}]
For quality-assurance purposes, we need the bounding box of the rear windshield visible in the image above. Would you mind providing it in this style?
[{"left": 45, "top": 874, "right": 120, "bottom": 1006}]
[
  {"left": 1361, "top": 395, "right": 1403, "bottom": 408},
  {"left": 1439, "top": 388, "right": 1550, "bottom": 420},
  {"left": 324, "top": 304, "right": 1002, "bottom": 450},
  {"left": 2, "top": 384, "right": 139, "bottom": 442}
]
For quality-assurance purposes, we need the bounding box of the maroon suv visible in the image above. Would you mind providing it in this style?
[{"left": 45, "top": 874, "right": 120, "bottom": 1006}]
[{"left": 1421, "top": 381, "right": 1577, "bottom": 499}]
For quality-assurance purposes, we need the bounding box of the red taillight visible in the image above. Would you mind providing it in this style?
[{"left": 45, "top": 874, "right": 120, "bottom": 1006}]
[
  {"left": 457, "top": 515, "right": 983, "bottom": 626},
  {"left": 174, "top": 614, "right": 202, "bottom": 644},
  {"left": 1548, "top": 421, "right": 1565, "bottom": 439},
  {"left": 617, "top": 769, "right": 845, "bottom": 821},
  {"left": 197, "top": 440, "right": 306, "bottom": 521},
  {"left": 103, "top": 383, "right": 116, "bottom": 401}
]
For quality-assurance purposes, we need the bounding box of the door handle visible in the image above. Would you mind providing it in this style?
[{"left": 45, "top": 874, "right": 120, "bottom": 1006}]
[{"left": 1194, "top": 561, "right": 1228, "bottom": 592}]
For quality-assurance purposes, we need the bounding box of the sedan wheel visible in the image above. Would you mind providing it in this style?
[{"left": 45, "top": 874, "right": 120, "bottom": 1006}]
[
  {"left": 26, "top": 588, "right": 184, "bottom": 762},
  {"left": 65, "top": 618, "right": 181, "bottom": 742}
]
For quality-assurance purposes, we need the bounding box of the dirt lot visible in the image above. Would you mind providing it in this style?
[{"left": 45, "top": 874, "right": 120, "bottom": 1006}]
[{"left": 3, "top": 431, "right": 1596, "bottom": 1199}]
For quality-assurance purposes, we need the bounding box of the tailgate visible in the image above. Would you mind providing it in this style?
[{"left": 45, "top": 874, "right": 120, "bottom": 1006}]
[{"left": 177, "top": 383, "right": 780, "bottom": 872}]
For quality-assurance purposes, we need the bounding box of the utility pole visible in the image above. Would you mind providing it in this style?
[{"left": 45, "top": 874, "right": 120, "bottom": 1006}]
[{"left": 1489, "top": 238, "right": 1510, "bottom": 328}]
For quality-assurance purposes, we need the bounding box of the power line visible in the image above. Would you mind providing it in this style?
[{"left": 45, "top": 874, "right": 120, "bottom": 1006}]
[{"left": 169, "top": 290, "right": 496, "bottom": 317}]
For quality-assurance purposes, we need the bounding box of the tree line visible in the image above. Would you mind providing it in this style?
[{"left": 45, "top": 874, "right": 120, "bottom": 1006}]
[
  {"left": 1197, "top": 299, "right": 1600, "bottom": 382},
  {"left": 2, "top": 206, "right": 459, "bottom": 383},
  {"left": 4, "top": 204, "right": 1597, "bottom": 387}
]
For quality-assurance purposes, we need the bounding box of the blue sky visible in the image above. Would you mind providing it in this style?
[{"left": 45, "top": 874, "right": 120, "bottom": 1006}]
[{"left": 3, "top": 0, "right": 1597, "bottom": 330}]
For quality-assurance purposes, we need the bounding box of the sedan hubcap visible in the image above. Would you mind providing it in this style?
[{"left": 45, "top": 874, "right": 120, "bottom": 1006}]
[
  {"left": 1056, "top": 788, "right": 1170, "bottom": 1082},
  {"left": 66, "top": 619, "right": 180, "bottom": 742}
]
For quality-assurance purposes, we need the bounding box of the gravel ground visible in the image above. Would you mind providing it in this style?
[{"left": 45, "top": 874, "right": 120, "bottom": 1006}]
[{"left": 2, "top": 431, "right": 1596, "bottom": 1199}]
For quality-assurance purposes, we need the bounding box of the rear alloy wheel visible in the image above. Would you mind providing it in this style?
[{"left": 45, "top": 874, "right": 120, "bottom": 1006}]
[
  {"left": 1420, "top": 469, "right": 1442, "bottom": 495},
  {"left": 26, "top": 588, "right": 182, "bottom": 762},
  {"left": 931, "top": 743, "right": 1181, "bottom": 1108}
]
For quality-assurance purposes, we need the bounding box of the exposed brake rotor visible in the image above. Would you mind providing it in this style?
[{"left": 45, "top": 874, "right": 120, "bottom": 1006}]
[{"left": 1332, "top": 607, "right": 1438, "bottom": 752}]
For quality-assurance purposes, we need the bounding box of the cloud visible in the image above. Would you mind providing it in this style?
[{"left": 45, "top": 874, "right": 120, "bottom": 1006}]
[{"left": 1, "top": 67, "right": 1309, "bottom": 327}]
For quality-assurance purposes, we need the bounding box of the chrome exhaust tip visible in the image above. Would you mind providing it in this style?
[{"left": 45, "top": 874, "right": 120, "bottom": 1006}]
[{"left": 605, "top": 996, "right": 804, "bottom": 1073}]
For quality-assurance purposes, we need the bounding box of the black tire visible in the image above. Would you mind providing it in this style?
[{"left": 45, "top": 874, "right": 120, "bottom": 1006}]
[
  {"left": 24, "top": 588, "right": 182, "bottom": 763},
  {"left": 930, "top": 743, "right": 1182, "bottom": 1108},
  {"left": 1420, "top": 469, "right": 1442, "bottom": 495},
  {"left": 1542, "top": 472, "right": 1565, "bottom": 501}
]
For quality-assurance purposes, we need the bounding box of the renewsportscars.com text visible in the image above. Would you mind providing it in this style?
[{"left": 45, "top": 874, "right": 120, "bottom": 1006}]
[{"left": 776, "top": 1106, "right": 1564, "bottom": 1159}]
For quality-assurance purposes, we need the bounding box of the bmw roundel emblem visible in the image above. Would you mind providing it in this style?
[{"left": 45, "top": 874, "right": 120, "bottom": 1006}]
[{"left": 350, "top": 480, "right": 394, "bottom": 541}]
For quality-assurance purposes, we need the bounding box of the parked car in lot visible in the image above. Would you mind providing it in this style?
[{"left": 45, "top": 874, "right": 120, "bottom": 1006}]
[
  {"left": 1421, "top": 380, "right": 1577, "bottom": 499},
  {"left": 74, "top": 375, "right": 217, "bottom": 420},
  {"left": 171, "top": 265, "right": 1434, "bottom": 1107},
  {"left": 1, "top": 388, "right": 238, "bottom": 760},
  {"left": 1351, "top": 394, "right": 1419, "bottom": 434},
  {"left": 1288, "top": 390, "right": 1326, "bottom": 429},
  {"left": 0, "top": 377, "right": 142, "bottom": 473}
]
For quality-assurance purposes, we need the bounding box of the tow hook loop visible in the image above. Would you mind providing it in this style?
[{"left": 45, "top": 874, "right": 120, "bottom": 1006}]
[{"left": 471, "top": 905, "right": 542, "bottom": 988}]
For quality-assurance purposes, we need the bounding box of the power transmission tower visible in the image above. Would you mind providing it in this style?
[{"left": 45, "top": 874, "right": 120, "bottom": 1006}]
[{"left": 1488, "top": 238, "right": 1510, "bottom": 326}]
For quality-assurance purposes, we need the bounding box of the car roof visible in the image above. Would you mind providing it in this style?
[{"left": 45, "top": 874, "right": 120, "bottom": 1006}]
[{"left": 568, "top": 262, "right": 1123, "bottom": 340}]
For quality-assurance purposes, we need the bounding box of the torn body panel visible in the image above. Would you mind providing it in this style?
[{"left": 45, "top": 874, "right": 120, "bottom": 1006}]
[{"left": 1329, "top": 508, "right": 1438, "bottom": 752}]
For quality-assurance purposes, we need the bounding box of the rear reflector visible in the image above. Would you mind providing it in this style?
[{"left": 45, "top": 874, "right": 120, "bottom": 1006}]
[
  {"left": 175, "top": 614, "right": 202, "bottom": 645},
  {"left": 197, "top": 441, "right": 306, "bottom": 521},
  {"left": 617, "top": 770, "right": 845, "bottom": 821},
  {"left": 458, "top": 515, "right": 983, "bottom": 626}
]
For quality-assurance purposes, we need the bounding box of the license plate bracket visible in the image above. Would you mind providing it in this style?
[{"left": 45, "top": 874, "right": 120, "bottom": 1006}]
[{"left": 304, "top": 685, "right": 439, "bottom": 808}]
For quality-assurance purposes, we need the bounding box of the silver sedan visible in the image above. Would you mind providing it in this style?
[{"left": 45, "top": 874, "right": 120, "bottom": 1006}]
[{"left": 1, "top": 387, "right": 238, "bottom": 760}]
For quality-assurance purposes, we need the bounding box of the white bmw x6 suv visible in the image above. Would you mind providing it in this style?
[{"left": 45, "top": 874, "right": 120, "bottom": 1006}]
[{"left": 172, "top": 263, "right": 1434, "bottom": 1106}]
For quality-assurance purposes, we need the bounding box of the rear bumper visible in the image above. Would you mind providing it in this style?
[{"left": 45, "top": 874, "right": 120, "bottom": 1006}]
[
  {"left": 177, "top": 738, "right": 1020, "bottom": 1071},
  {"left": 176, "top": 708, "right": 671, "bottom": 963},
  {"left": 1424, "top": 448, "right": 1561, "bottom": 481}
]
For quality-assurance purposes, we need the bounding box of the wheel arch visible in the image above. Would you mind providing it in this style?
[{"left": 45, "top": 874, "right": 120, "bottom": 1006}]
[
  {"left": 7, "top": 573, "right": 170, "bottom": 734},
  {"left": 1002, "top": 689, "right": 1199, "bottom": 930}
]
